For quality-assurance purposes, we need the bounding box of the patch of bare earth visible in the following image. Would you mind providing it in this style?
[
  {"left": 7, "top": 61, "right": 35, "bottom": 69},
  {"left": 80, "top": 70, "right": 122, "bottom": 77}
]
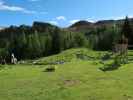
[{"left": 63, "top": 79, "right": 80, "bottom": 87}]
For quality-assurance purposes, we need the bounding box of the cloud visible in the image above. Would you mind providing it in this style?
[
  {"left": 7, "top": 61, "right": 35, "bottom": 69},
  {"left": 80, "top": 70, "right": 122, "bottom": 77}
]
[
  {"left": 69, "top": 19, "right": 80, "bottom": 24},
  {"left": 56, "top": 16, "right": 66, "bottom": 21},
  {"left": 97, "top": 16, "right": 128, "bottom": 21},
  {"left": 49, "top": 21, "right": 58, "bottom": 25},
  {"left": 109, "top": 15, "right": 133, "bottom": 20},
  {"left": 0, "top": 1, "right": 36, "bottom": 14},
  {"left": 86, "top": 18, "right": 96, "bottom": 23}
]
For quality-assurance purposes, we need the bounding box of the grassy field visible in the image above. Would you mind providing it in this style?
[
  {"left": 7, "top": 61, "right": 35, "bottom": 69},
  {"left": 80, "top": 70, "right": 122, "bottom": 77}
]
[{"left": 0, "top": 48, "right": 133, "bottom": 100}]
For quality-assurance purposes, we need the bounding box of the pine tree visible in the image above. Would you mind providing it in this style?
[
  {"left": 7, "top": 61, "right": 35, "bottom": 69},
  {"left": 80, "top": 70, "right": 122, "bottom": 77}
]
[
  {"left": 26, "top": 35, "right": 33, "bottom": 58},
  {"left": 32, "top": 32, "right": 41, "bottom": 58},
  {"left": 39, "top": 36, "right": 46, "bottom": 56},
  {"left": 45, "top": 35, "right": 52, "bottom": 55},
  {"left": 20, "top": 32, "right": 27, "bottom": 58},
  {"left": 51, "top": 27, "right": 62, "bottom": 54},
  {"left": 121, "top": 16, "right": 133, "bottom": 44}
]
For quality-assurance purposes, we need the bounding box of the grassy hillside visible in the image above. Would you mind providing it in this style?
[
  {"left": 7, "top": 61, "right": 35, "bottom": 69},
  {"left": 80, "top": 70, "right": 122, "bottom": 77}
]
[
  {"left": 27, "top": 48, "right": 107, "bottom": 65},
  {"left": 0, "top": 48, "right": 133, "bottom": 100}
]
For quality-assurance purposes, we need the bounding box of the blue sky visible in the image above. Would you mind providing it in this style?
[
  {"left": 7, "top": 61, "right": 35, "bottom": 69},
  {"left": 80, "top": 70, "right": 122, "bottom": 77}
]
[{"left": 0, "top": 0, "right": 133, "bottom": 27}]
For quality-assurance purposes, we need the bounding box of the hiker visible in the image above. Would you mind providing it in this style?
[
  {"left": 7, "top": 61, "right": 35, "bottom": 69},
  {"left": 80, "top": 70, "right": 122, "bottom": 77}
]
[{"left": 11, "top": 53, "right": 17, "bottom": 64}]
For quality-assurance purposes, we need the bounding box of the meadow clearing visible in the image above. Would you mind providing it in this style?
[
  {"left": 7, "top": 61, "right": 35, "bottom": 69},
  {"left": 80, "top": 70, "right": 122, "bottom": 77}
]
[{"left": 0, "top": 48, "right": 133, "bottom": 100}]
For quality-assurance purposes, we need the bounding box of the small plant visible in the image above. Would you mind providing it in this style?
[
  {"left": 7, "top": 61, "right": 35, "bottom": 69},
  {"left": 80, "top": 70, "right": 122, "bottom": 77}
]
[
  {"left": 101, "top": 53, "right": 111, "bottom": 61},
  {"left": 44, "top": 65, "right": 58, "bottom": 72},
  {"left": 99, "top": 53, "right": 121, "bottom": 72},
  {"left": 100, "top": 55, "right": 121, "bottom": 72},
  {"left": 0, "top": 65, "right": 5, "bottom": 70}
]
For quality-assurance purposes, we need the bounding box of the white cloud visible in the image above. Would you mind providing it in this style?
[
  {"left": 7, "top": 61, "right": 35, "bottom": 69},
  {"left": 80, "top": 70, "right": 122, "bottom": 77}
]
[
  {"left": 49, "top": 21, "right": 58, "bottom": 25},
  {"left": 98, "top": 16, "right": 128, "bottom": 21},
  {"left": 86, "top": 18, "right": 96, "bottom": 23},
  {"left": 112, "top": 16, "right": 125, "bottom": 20},
  {"left": 56, "top": 16, "right": 66, "bottom": 21},
  {"left": 69, "top": 19, "right": 80, "bottom": 24},
  {"left": 110, "top": 15, "right": 133, "bottom": 20},
  {"left": 0, "top": 1, "right": 36, "bottom": 14}
]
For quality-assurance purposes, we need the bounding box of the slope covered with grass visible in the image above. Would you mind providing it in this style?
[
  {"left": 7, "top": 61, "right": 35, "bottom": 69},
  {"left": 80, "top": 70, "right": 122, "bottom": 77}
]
[
  {"left": 0, "top": 48, "right": 133, "bottom": 100},
  {"left": 28, "top": 48, "right": 107, "bottom": 65}
]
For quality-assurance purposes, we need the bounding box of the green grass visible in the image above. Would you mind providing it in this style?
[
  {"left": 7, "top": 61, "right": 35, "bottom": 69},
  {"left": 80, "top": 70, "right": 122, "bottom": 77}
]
[
  {"left": 0, "top": 48, "right": 133, "bottom": 100},
  {"left": 27, "top": 48, "right": 106, "bottom": 65}
]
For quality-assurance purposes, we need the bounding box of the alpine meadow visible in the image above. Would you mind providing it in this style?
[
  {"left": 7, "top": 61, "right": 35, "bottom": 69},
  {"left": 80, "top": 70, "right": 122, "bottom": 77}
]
[{"left": 0, "top": 0, "right": 133, "bottom": 100}]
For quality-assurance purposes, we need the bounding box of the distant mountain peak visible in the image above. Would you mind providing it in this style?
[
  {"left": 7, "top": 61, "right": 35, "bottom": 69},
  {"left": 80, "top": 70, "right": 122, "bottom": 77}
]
[
  {"left": 68, "top": 18, "right": 133, "bottom": 33},
  {"left": 70, "top": 20, "right": 93, "bottom": 28}
]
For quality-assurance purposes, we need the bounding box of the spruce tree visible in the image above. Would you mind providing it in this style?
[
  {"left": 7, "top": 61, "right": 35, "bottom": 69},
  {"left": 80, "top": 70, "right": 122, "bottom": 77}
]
[
  {"left": 51, "top": 27, "right": 62, "bottom": 54},
  {"left": 32, "top": 32, "right": 41, "bottom": 58},
  {"left": 26, "top": 36, "right": 33, "bottom": 58},
  {"left": 121, "top": 16, "right": 133, "bottom": 44}
]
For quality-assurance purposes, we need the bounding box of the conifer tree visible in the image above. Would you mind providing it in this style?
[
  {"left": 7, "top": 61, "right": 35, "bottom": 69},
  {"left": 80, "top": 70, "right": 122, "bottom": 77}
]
[{"left": 121, "top": 16, "right": 133, "bottom": 44}]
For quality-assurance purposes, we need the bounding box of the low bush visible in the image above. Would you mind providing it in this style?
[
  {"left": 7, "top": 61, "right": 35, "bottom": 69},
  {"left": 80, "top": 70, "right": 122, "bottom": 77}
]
[{"left": 44, "top": 65, "right": 58, "bottom": 72}]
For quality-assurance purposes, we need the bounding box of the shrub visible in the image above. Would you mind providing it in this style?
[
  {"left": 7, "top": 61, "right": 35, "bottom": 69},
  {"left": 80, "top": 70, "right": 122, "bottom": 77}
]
[{"left": 44, "top": 65, "right": 58, "bottom": 72}]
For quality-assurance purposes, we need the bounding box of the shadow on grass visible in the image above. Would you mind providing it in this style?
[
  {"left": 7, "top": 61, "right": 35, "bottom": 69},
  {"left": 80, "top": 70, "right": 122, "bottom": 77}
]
[
  {"left": 0, "top": 65, "right": 6, "bottom": 70},
  {"left": 99, "top": 63, "right": 121, "bottom": 72},
  {"left": 42, "top": 65, "right": 56, "bottom": 72}
]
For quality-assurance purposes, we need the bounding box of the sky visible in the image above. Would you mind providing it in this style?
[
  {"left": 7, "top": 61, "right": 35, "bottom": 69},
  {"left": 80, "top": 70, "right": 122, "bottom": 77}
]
[{"left": 0, "top": 0, "right": 133, "bottom": 27}]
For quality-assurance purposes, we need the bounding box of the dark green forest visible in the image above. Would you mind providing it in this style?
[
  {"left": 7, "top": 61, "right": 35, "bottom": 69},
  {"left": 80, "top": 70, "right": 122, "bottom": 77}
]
[{"left": 0, "top": 17, "right": 132, "bottom": 62}]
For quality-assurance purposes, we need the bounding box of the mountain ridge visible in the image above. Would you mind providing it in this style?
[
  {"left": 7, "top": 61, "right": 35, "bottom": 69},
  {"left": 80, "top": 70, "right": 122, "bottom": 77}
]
[{"left": 68, "top": 18, "right": 133, "bottom": 32}]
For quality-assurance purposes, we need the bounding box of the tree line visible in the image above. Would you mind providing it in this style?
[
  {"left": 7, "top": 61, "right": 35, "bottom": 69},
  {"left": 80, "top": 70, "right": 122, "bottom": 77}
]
[
  {"left": 0, "top": 17, "right": 132, "bottom": 62},
  {"left": 86, "top": 16, "right": 133, "bottom": 50},
  {"left": 0, "top": 22, "right": 88, "bottom": 62}
]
